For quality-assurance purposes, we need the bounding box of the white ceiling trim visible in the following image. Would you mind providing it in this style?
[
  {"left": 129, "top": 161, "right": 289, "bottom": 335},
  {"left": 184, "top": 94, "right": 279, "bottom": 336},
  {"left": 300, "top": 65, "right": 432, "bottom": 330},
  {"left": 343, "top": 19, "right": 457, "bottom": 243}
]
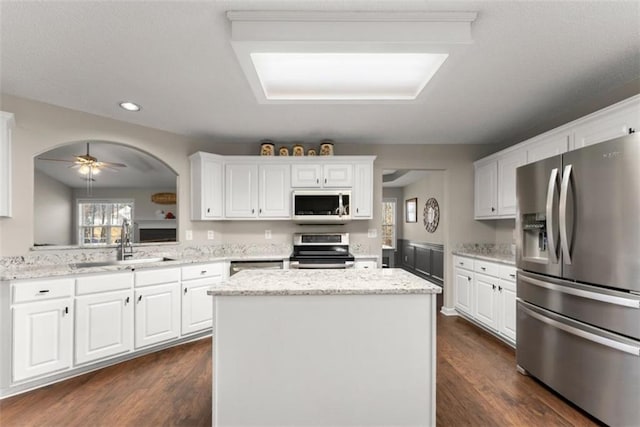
[{"left": 227, "top": 10, "right": 476, "bottom": 105}]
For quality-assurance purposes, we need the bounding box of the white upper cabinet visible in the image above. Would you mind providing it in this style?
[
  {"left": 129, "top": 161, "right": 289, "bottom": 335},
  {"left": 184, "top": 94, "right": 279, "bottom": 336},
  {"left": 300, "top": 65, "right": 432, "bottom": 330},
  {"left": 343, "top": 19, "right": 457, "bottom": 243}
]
[
  {"left": 225, "top": 163, "right": 259, "bottom": 218},
  {"left": 0, "top": 111, "right": 15, "bottom": 217},
  {"left": 291, "top": 163, "right": 353, "bottom": 188},
  {"left": 191, "top": 154, "right": 375, "bottom": 221},
  {"left": 526, "top": 131, "right": 569, "bottom": 163},
  {"left": 258, "top": 164, "right": 291, "bottom": 218},
  {"left": 352, "top": 162, "right": 373, "bottom": 218},
  {"left": 474, "top": 95, "right": 639, "bottom": 220},
  {"left": 291, "top": 164, "right": 323, "bottom": 187},
  {"left": 497, "top": 149, "right": 527, "bottom": 216},
  {"left": 474, "top": 160, "right": 497, "bottom": 218},
  {"left": 190, "top": 152, "right": 223, "bottom": 220},
  {"left": 572, "top": 102, "right": 639, "bottom": 149},
  {"left": 225, "top": 163, "right": 291, "bottom": 219}
]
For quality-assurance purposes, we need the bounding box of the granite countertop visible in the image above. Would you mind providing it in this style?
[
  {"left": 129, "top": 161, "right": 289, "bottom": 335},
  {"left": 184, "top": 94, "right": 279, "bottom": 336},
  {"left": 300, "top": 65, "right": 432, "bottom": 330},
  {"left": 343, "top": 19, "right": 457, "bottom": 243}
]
[
  {"left": 451, "top": 249, "right": 516, "bottom": 266},
  {"left": 206, "top": 268, "right": 442, "bottom": 296},
  {"left": 1, "top": 253, "right": 380, "bottom": 281}
]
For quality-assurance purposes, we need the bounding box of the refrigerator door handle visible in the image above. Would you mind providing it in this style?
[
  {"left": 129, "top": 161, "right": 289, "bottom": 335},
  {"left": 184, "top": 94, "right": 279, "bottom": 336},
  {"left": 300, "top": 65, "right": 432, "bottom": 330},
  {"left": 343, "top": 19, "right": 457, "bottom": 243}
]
[
  {"left": 546, "top": 168, "right": 560, "bottom": 264},
  {"left": 559, "top": 164, "right": 573, "bottom": 265},
  {"left": 519, "top": 303, "right": 640, "bottom": 356},
  {"left": 519, "top": 273, "right": 640, "bottom": 308}
]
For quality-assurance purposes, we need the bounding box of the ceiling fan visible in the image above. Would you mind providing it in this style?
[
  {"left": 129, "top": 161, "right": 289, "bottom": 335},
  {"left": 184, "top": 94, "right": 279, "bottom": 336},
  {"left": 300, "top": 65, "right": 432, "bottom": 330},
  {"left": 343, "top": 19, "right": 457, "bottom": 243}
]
[{"left": 38, "top": 142, "right": 127, "bottom": 176}]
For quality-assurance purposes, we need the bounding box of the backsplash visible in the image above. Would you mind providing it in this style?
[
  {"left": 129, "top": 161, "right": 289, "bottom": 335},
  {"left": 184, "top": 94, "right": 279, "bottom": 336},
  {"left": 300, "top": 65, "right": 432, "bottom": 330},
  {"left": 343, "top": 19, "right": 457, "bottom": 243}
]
[{"left": 0, "top": 241, "right": 370, "bottom": 270}]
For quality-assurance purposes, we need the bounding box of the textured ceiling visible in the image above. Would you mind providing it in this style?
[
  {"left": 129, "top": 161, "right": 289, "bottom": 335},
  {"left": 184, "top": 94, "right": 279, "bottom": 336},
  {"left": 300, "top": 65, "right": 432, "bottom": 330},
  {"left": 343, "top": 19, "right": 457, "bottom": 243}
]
[{"left": 1, "top": 1, "right": 639, "bottom": 146}]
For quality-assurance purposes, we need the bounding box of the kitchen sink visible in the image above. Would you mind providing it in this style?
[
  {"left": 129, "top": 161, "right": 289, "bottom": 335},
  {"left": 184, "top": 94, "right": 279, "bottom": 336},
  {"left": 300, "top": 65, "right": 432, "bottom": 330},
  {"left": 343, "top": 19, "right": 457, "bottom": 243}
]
[{"left": 72, "top": 257, "right": 175, "bottom": 268}]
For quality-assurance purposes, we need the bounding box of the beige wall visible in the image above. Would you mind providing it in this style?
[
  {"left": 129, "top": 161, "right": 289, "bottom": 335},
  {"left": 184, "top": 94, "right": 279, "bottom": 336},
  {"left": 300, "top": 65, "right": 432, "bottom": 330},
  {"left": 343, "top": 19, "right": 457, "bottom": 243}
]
[
  {"left": 494, "top": 219, "right": 516, "bottom": 244},
  {"left": 400, "top": 171, "right": 444, "bottom": 244},
  {"left": 34, "top": 170, "right": 73, "bottom": 246},
  {"left": 0, "top": 94, "right": 501, "bottom": 309}
]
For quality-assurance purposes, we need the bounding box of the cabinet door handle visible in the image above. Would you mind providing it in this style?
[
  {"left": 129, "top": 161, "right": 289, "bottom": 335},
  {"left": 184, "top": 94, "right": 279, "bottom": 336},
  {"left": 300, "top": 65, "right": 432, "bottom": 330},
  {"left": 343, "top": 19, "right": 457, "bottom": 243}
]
[
  {"left": 259, "top": 208, "right": 262, "bottom": 214},
  {"left": 316, "top": 178, "right": 319, "bottom": 184},
  {"left": 63, "top": 306, "right": 69, "bottom": 315},
  {"left": 125, "top": 296, "right": 130, "bottom": 305},
  {"left": 38, "top": 290, "right": 50, "bottom": 294},
  {"left": 481, "top": 267, "right": 486, "bottom": 271},
  {"left": 509, "top": 273, "right": 516, "bottom": 278},
  {"left": 201, "top": 270, "right": 207, "bottom": 275},
  {"left": 492, "top": 284, "right": 496, "bottom": 290},
  {"left": 467, "top": 276, "right": 471, "bottom": 281},
  {"left": 207, "top": 208, "right": 211, "bottom": 213},
  {"left": 252, "top": 208, "right": 255, "bottom": 214},
  {"left": 137, "top": 295, "right": 142, "bottom": 303},
  {"left": 491, "top": 207, "right": 495, "bottom": 212},
  {"left": 324, "top": 178, "right": 327, "bottom": 184},
  {"left": 498, "top": 286, "right": 503, "bottom": 292},
  {"left": 184, "top": 287, "right": 188, "bottom": 294},
  {"left": 356, "top": 208, "right": 359, "bottom": 213}
]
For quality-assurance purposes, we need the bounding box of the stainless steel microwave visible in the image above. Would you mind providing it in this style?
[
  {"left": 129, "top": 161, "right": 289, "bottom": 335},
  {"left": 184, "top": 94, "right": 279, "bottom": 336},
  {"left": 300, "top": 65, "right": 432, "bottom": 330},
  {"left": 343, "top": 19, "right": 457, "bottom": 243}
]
[{"left": 292, "top": 190, "right": 351, "bottom": 223}]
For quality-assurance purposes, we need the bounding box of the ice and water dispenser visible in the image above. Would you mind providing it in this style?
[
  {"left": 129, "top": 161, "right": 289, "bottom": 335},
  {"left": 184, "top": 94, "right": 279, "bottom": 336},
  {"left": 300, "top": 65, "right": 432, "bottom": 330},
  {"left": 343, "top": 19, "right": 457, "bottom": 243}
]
[{"left": 521, "top": 212, "right": 548, "bottom": 262}]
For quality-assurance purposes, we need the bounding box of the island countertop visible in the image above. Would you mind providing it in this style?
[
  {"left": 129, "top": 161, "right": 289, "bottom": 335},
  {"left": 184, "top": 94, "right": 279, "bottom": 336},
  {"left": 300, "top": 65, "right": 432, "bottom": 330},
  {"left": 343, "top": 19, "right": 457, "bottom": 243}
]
[{"left": 207, "top": 268, "right": 442, "bottom": 296}]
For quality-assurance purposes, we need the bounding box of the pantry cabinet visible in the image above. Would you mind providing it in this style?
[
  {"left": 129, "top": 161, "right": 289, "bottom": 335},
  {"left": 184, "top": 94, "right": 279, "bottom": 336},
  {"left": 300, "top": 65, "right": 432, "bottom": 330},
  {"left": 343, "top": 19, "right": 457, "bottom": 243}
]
[{"left": 0, "top": 111, "right": 14, "bottom": 217}]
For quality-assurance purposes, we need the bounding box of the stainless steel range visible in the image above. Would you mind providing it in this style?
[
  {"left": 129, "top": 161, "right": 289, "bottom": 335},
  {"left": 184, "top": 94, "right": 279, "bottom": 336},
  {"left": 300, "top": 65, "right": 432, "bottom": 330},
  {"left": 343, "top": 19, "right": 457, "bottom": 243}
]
[{"left": 289, "top": 232, "right": 355, "bottom": 269}]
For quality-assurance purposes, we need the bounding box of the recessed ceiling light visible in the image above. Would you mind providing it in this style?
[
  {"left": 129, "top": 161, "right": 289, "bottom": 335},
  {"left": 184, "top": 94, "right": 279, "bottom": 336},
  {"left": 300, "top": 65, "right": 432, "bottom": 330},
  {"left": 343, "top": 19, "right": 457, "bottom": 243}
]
[
  {"left": 119, "top": 101, "right": 141, "bottom": 112},
  {"left": 250, "top": 53, "right": 448, "bottom": 100}
]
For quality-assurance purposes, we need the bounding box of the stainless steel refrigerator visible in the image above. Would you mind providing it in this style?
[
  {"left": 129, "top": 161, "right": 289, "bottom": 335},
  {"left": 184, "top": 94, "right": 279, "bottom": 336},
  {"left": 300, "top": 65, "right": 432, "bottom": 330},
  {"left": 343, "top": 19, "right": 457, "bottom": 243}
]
[{"left": 515, "top": 133, "right": 640, "bottom": 426}]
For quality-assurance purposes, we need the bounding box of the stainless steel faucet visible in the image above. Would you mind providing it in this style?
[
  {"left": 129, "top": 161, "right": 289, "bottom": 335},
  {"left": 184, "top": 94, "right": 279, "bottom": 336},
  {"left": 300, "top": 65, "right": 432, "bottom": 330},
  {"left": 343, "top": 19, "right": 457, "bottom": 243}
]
[{"left": 118, "top": 219, "right": 134, "bottom": 260}]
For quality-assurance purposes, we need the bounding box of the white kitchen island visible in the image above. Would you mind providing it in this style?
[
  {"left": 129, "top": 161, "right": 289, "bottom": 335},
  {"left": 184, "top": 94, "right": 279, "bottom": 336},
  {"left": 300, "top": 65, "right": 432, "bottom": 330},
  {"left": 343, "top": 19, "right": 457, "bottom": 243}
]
[{"left": 207, "top": 268, "right": 441, "bottom": 427}]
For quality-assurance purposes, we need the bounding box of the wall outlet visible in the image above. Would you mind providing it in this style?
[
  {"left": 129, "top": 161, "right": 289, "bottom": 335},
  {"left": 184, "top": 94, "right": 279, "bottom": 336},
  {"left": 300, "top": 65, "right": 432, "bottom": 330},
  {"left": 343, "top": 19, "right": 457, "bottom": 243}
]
[
  {"left": 265, "top": 229, "right": 272, "bottom": 240},
  {"left": 367, "top": 228, "right": 378, "bottom": 238},
  {"left": 185, "top": 230, "right": 193, "bottom": 241},
  {"left": 207, "top": 230, "right": 214, "bottom": 240}
]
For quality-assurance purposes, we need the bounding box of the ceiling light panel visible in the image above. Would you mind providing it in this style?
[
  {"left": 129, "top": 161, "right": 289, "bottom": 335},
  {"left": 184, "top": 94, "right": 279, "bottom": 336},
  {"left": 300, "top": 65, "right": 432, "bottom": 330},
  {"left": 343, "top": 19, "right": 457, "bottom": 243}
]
[{"left": 250, "top": 53, "right": 448, "bottom": 100}]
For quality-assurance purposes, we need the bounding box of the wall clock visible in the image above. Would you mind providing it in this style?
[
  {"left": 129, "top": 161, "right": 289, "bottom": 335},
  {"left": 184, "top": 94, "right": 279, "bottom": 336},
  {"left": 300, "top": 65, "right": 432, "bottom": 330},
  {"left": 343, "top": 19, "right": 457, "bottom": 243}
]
[{"left": 423, "top": 198, "right": 440, "bottom": 233}]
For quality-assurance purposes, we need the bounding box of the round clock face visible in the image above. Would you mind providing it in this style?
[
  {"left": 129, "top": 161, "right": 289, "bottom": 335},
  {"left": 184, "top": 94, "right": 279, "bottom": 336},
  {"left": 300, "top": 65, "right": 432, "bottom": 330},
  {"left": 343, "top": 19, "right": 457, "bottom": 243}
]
[{"left": 423, "top": 198, "right": 440, "bottom": 233}]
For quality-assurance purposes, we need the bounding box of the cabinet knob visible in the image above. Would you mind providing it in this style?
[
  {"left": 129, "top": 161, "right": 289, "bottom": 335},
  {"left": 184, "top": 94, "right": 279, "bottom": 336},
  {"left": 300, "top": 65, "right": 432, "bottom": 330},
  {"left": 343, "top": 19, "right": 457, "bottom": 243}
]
[
  {"left": 324, "top": 178, "right": 327, "bottom": 184},
  {"left": 184, "top": 287, "right": 188, "bottom": 294},
  {"left": 63, "top": 306, "right": 69, "bottom": 315},
  {"left": 137, "top": 295, "right": 142, "bottom": 303},
  {"left": 509, "top": 273, "right": 516, "bottom": 278},
  {"left": 125, "top": 296, "right": 130, "bottom": 305},
  {"left": 467, "top": 276, "right": 471, "bottom": 281},
  {"left": 356, "top": 208, "right": 359, "bottom": 213},
  {"left": 252, "top": 208, "right": 255, "bottom": 214},
  {"left": 481, "top": 267, "right": 486, "bottom": 271},
  {"left": 498, "top": 286, "right": 503, "bottom": 292},
  {"left": 491, "top": 207, "right": 495, "bottom": 212},
  {"left": 492, "top": 284, "right": 496, "bottom": 290},
  {"left": 207, "top": 208, "right": 210, "bottom": 213},
  {"left": 201, "top": 270, "right": 207, "bottom": 275},
  {"left": 259, "top": 208, "right": 262, "bottom": 214},
  {"left": 629, "top": 128, "right": 636, "bottom": 134},
  {"left": 316, "top": 178, "right": 319, "bottom": 184}
]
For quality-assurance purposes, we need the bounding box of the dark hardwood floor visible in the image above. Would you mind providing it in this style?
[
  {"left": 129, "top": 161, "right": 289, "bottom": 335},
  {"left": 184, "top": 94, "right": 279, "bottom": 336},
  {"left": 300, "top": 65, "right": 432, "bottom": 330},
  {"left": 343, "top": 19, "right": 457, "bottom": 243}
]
[{"left": 0, "top": 315, "right": 599, "bottom": 426}]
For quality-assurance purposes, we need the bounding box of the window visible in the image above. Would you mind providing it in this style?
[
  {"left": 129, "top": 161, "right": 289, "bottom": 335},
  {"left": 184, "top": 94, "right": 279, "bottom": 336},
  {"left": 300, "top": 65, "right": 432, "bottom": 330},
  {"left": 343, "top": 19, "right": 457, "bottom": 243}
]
[
  {"left": 77, "top": 199, "right": 134, "bottom": 246},
  {"left": 381, "top": 198, "right": 397, "bottom": 249}
]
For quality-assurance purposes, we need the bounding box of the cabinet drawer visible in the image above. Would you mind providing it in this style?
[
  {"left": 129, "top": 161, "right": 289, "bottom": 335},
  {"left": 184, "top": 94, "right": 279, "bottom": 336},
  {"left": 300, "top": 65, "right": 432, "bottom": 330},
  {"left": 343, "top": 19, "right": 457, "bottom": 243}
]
[
  {"left": 12, "top": 277, "right": 75, "bottom": 303},
  {"left": 474, "top": 260, "right": 500, "bottom": 277},
  {"left": 135, "top": 267, "right": 180, "bottom": 287},
  {"left": 182, "top": 263, "right": 224, "bottom": 281},
  {"left": 499, "top": 265, "right": 517, "bottom": 282},
  {"left": 76, "top": 271, "right": 133, "bottom": 295},
  {"left": 453, "top": 256, "right": 473, "bottom": 270}
]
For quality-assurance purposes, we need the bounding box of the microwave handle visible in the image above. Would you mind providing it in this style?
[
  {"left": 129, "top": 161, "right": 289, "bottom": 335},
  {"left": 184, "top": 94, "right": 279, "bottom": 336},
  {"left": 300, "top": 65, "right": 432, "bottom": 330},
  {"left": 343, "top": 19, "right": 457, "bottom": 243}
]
[{"left": 339, "top": 193, "right": 344, "bottom": 217}]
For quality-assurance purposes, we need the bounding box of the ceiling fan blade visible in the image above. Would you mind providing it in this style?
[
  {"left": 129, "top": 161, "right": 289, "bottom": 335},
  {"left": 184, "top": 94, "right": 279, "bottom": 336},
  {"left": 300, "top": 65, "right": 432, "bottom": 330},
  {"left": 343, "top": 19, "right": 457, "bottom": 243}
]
[
  {"left": 100, "top": 161, "right": 127, "bottom": 168},
  {"left": 37, "top": 157, "right": 75, "bottom": 163}
]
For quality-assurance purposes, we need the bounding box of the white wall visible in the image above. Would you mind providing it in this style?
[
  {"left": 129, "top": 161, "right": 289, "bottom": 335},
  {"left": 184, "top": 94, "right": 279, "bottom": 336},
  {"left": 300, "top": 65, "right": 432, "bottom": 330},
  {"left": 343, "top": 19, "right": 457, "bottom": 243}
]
[
  {"left": 400, "top": 171, "right": 444, "bottom": 244},
  {"left": 34, "top": 170, "right": 73, "bottom": 245},
  {"left": 495, "top": 219, "right": 516, "bottom": 244}
]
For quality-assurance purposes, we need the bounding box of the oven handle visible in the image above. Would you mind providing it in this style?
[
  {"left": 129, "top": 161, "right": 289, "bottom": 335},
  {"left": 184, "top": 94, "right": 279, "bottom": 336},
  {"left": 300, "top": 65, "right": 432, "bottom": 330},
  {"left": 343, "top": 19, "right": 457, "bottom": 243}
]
[
  {"left": 519, "top": 302, "right": 640, "bottom": 356},
  {"left": 290, "top": 261, "right": 354, "bottom": 269},
  {"left": 519, "top": 273, "right": 640, "bottom": 309}
]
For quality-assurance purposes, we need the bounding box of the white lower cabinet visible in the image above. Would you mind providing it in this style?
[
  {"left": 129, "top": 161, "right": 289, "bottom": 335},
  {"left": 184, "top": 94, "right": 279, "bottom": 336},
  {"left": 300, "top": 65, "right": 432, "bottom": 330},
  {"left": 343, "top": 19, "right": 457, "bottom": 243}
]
[
  {"left": 454, "top": 264, "right": 473, "bottom": 315},
  {"left": 75, "top": 290, "right": 134, "bottom": 365},
  {"left": 12, "top": 298, "right": 73, "bottom": 382},
  {"left": 454, "top": 255, "right": 517, "bottom": 344},
  {"left": 181, "top": 278, "right": 214, "bottom": 335},
  {"left": 134, "top": 282, "right": 180, "bottom": 349}
]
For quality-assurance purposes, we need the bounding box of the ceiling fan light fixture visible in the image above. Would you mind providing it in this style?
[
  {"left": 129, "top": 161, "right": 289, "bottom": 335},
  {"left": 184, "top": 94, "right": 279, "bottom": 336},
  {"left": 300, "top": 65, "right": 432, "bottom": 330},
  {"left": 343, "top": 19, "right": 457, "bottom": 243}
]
[
  {"left": 79, "top": 164, "right": 90, "bottom": 175},
  {"left": 91, "top": 166, "right": 101, "bottom": 175},
  {"left": 119, "top": 101, "right": 141, "bottom": 112}
]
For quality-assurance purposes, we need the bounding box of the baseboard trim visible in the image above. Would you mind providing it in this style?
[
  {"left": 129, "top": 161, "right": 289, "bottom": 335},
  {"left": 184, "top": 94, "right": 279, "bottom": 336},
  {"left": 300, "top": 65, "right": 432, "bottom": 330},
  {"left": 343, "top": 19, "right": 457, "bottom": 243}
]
[{"left": 440, "top": 306, "right": 458, "bottom": 316}]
